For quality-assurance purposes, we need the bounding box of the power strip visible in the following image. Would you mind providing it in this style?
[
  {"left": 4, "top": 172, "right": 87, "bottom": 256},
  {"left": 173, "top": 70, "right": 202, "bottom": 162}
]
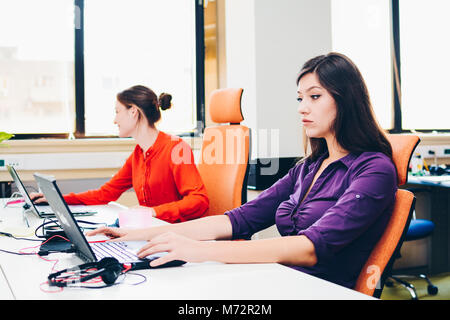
[
  {"left": 0, "top": 152, "right": 130, "bottom": 171},
  {"left": 414, "top": 145, "right": 450, "bottom": 159}
]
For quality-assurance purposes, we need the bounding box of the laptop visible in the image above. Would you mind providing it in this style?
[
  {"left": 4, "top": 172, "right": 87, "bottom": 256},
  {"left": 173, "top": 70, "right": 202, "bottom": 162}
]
[
  {"left": 34, "top": 172, "right": 185, "bottom": 267},
  {"left": 7, "top": 165, "right": 96, "bottom": 218}
]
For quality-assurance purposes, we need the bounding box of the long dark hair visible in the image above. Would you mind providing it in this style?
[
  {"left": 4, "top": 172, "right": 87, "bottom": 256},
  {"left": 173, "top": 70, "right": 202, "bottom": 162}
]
[
  {"left": 117, "top": 85, "right": 172, "bottom": 127},
  {"left": 296, "top": 52, "right": 392, "bottom": 161}
]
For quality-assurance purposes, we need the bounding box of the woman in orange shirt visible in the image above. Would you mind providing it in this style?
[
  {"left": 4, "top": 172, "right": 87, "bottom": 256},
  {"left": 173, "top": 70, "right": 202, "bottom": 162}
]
[{"left": 31, "top": 85, "right": 209, "bottom": 223}]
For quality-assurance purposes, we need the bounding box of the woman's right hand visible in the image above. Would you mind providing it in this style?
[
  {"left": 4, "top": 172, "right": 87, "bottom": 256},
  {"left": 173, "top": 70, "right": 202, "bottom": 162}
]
[
  {"left": 86, "top": 225, "right": 164, "bottom": 242},
  {"left": 85, "top": 226, "right": 131, "bottom": 241}
]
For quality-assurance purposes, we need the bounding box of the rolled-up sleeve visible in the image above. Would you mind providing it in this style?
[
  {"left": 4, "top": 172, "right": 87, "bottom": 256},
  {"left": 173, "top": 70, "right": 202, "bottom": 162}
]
[
  {"left": 225, "top": 164, "right": 302, "bottom": 239},
  {"left": 298, "top": 155, "right": 397, "bottom": 264}
]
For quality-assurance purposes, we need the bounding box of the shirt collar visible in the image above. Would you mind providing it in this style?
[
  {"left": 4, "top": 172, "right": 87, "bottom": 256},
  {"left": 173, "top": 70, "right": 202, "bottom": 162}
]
[
  {"left": 141, "top": 131, "right": 166, "bottom": 158},
  {"left": 307, "top": 152, "right": 359, "bottom": 171},
  {"left": 337, "top": 152, "right": 359, "bottom": 168}
]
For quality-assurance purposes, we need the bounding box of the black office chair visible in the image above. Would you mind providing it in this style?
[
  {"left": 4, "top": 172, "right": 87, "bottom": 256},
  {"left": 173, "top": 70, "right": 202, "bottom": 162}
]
[{"left": 386, "top": 189, "right": 438, "bottom": 300}]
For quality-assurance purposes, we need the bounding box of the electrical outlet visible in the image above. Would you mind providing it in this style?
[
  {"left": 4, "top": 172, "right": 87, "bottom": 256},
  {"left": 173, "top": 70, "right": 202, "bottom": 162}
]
[
  {"left": 1, "top": 152, "right": 129, "bottom": 171},
  {"left": 6, "top": 158, "right": 18, "bottom": 166},
  {"left": 0, "top": 156, "right": 24, "bottom": 170}
]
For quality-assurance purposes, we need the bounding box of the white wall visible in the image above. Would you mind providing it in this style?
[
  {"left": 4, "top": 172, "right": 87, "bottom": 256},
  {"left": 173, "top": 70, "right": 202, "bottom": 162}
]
[{"left": 224, "top": 0, "right": 332, "bottom": 160}]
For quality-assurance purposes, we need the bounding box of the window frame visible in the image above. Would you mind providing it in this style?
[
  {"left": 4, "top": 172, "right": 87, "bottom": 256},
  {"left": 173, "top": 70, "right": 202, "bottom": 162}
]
[
  {"left": 390, "top": 0, "right": 450, "bottom": 133},
  {"left": 11, "top": 0, "right": 205, "bottom": 140}
]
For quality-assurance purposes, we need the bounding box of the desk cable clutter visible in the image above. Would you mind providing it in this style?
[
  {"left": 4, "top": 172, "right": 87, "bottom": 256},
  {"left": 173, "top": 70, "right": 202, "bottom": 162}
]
[{"left": 1, "top": 218, "right": 148, "bottom": 291}]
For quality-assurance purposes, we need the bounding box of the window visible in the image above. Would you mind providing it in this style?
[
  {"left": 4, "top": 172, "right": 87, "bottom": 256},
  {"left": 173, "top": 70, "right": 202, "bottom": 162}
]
[
  {"left": 1, "top": 0, "right": 204, "bottom": 138},
  {"left": 399, "top": 0, "right": 450, "bottom": 130},
  {"left": 0, "top": 0, "right": 75, "bottom": 134},
  {"left": 84, "top": 0, "right": 199, "bottom": 136},
  {"left": 332, "top": 0, "right": 449, "bottom": 132},
  {"left": 331, "top": 0, "right": 393, "bottom": 130}
]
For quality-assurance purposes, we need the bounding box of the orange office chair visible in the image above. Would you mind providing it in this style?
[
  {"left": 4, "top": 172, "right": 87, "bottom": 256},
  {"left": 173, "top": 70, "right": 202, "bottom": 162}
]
[
  {"left": 354, "top": 134, "right": 420, "bottom": 298},
  {"left": 197, "top": 88, "right": 250, "bottom": 216}
]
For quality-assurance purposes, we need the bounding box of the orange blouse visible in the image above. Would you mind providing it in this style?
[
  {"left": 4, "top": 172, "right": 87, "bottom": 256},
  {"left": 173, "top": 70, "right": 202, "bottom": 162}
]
[{"left": 63, "top": 131, "right": 209, "bottom": 223}]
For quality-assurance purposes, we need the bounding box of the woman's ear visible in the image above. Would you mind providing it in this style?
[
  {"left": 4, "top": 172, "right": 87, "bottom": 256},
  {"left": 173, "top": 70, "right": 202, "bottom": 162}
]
[{"left": 129, "top": 105, "right": 139, "bottom": 118}]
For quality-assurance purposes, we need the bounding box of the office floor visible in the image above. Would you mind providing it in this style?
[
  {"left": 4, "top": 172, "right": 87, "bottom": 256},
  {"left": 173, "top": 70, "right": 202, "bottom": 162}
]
[{"left": 381, "top": 273, "right": 450, "bottom": 300}]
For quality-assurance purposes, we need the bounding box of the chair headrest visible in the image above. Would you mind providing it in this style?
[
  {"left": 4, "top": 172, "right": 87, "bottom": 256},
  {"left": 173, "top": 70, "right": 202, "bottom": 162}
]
[
  {"left": 209, "top": 88, "right": 244, "bottom": 124},
  {"left": 387, "top": 134, "right": 420, "bottom": 186}
]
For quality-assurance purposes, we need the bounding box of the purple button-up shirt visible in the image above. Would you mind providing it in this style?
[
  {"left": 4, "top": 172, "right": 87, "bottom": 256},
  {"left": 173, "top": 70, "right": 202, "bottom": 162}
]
[{"left": 225, "top": 151, "right": 397, "bottom": 289}]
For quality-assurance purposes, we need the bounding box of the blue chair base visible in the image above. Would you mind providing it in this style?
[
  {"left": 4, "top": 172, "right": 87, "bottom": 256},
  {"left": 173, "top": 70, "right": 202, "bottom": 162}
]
[{"left": 386, "top": 219, "right": 437, "bottom": 299}]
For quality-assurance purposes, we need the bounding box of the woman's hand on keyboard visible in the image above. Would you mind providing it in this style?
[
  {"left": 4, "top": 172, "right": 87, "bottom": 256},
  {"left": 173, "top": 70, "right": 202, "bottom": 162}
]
[
  {"left": 85, "top": 226, "right": 131, "bottom": 241},
  {"left": 86, "top": 225, "right": 157, "bottom": 242},
  {"left": 136, "top": 231, "right": 207, "bottom": 266}
]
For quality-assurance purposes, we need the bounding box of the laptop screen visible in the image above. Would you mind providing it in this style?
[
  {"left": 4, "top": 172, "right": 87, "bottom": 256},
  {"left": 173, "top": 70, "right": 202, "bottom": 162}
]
[
  {"left": 6, "top": 165, "right": 41, "bottom": 216},
  {"left": 34, "top": 173, "right": 97, "bottom": 263}
]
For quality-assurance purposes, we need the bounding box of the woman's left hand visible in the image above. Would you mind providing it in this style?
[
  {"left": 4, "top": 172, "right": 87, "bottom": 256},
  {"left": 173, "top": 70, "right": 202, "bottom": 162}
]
[{"left": 136, "top": 232, "right": 208, "bottom": 267}]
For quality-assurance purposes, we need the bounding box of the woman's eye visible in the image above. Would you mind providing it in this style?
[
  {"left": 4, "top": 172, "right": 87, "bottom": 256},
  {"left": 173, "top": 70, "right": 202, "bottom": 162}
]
[
  {"left": 311, "top": 95, "right": 320, "bottom": 100},
  {"left": 297, "top": 97, "right": 303, "bottom": 102}
]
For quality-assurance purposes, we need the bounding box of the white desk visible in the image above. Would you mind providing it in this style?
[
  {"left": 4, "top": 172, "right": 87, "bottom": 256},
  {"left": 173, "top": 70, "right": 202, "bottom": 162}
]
[
  {"left": 0, "top": 263, "right": 14, "bottom": 300},
  {"left": 0, "top": 200, "right": 373, "bottom": 300}
]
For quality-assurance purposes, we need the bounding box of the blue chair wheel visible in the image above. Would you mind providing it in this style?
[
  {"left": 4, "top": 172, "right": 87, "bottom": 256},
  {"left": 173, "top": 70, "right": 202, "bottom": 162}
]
[{"left": 428, "top": 285, "right": 438, "bottom": 295}]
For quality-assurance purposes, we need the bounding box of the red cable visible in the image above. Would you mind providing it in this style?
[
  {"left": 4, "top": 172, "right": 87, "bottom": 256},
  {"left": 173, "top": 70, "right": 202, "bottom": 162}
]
[
  {"left": 21, "top": 235, "right": 113, "bottom": 292},
  {"left": 18, "top": 235, "right": 72, "bottom": 293}
]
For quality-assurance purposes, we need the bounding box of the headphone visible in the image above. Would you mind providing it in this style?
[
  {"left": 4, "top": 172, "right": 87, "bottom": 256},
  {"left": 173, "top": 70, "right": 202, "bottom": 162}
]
[{"left": 48, "top": 257, "right": 128, "bottom": 287}]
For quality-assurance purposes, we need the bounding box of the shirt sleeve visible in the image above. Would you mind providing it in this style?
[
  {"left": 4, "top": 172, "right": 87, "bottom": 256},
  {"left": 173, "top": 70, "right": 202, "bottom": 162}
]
[
  {"left": 153, "top": 141, "right": 209, "bottom": 223},
  {"left": 225, "top": 164, "right": 302, "bottom": 240},
  {"left": 63, "top": 154, "right": 133, "bottom": 205},
  {"left": 297, "top": 155, "right": 397, "bottom": 264}
]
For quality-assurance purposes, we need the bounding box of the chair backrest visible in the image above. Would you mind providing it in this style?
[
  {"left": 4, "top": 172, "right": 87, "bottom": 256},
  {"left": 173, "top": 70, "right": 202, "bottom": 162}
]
[
  {"left": 354, "top": 134, "right": 420, "bottom": 297},
  {"left": 387, "top": 134, "right": 421, "bottom": 186},
  {"left": 198, "top": 88, "right": 250, "bottom": 216}
]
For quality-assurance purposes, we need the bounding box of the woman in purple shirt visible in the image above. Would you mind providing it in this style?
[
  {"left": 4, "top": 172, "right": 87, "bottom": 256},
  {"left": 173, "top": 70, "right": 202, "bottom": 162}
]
[{"left": 88, "top": 53, "right": 397, "bottom": 289}]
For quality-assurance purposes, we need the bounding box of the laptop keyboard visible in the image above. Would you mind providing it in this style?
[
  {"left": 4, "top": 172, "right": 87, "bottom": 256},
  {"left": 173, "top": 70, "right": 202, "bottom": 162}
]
[
  {"left": 36, "top": 206, "right": 54, "bottom": 214},
  {"left": 90, "top": 241, "right": 140, "bottom": 263}
]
